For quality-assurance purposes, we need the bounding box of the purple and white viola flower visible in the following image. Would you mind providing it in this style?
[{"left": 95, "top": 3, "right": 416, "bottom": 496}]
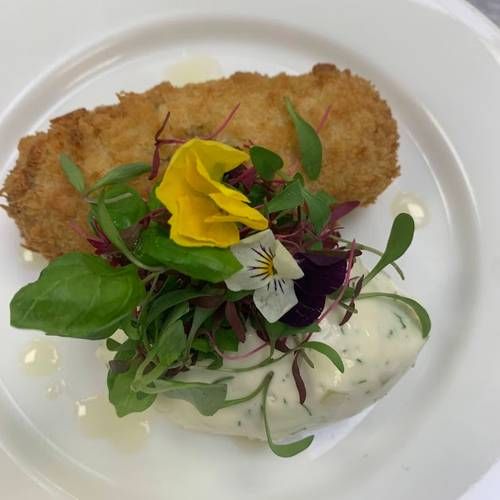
[{"left": 224, "top": 229, "right": 304, "bottom": 323}]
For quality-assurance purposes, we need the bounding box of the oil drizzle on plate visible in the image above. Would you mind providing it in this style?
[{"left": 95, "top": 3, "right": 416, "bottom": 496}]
[
  {"left": 75, "top": 394, "right": 151, "bottom": 452},
  {"left": 21, "top": 339, "right": 60, "bottom": 376},
  {"left": 166, "top": 54, "right": 223, "bottom": 86},
  {"left": 46, "top": 380, "right": 66, "bottom": 400},
  {"left": 20, "top": 249, "right": 48, "bottom": 268},
  {"left": 391, "top": 192, "right": 430, "bottom": 228}
]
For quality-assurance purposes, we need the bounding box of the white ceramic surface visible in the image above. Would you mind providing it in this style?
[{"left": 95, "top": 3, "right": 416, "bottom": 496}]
[{"left": 0, "top": 1, "right": 499, "bottom": 499}]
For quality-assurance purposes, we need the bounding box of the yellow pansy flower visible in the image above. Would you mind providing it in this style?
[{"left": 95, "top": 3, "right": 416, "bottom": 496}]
[{"left": 156, "top": 138, "right": 268, "bottom": 248}]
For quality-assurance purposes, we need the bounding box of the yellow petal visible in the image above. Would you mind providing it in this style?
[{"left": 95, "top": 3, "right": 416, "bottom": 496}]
[
  {"left": 155, "top": 146, "right": 197, "bottom": 214},
  {"left": 207, "top": 193, "right": 269, "bottom": 231},
  {"left": 192, "top": 139, "right": 249, "bottom": 175},
  {"left": 169, "top": 195, "right": 239, "bottom": 248},
  {"left": 193, "top": 156, "right": 249, "bottom": 201}
]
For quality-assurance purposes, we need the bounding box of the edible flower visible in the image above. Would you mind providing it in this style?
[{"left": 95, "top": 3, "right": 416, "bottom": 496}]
[
  {"left": 225, "top": 230, "right": 304, "bottom": 323},
  {"left": 156, "top": 138, "right": 268, "bottom": 248},
  {"left": 281, "top": 252, "right": 348, "bottom": 327}
]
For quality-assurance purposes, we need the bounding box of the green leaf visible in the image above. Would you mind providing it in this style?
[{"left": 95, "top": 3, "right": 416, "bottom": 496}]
[
  {"left": 144, "top": 379, "right": 228, "bottom": 416},
  {"left": 225, "top": 290, "right": 252, "bottom": 302},
  {"left": 121, "top": 317, "right": 140, "bottom": 340},
  {"left": 266, "top": 179, "right": 304, "bottom": 213},
  {"left": 96, "top": 195, "right": 162, "bottom": 272},
  {"left": 91, "top": 184, "right": 147, "bottom": 231},
  {"left": 247, "top": 184, "right": 267, "bottom": 206},
  {"left": 60, "top": 154, "right": 86, "bottom": 193},
  {"left": 215, "top": 328, "right": 239, "bottom": 352},
  {"left": 285, "top": 97, "right": 323, "bottom": 181},
  {"left": 86, "top": 163, "right": 150, "bottom": 194},
  {"left": 357, "top": 292, "right": 431, "bottom": 338},
  {"left": 10, "top": 253, "right": 145, "bottom": 339},
  {"left": 137, "top": 226, "right": 242, "bottom": 283},
  {"left": 365, "top": 213, "right": 415, "bottom": 284},
  {"left": 147, "top": 182, "right": 163, "bottom": 211},
  {"left": 265, "top": 321, "right": 320, "bottom": 350},
  {"left": 144, "top": 288, "right": 217, "bottom": 328},
  {"left": 302, "top": 341, "right": 344, "bottom": 373},
  {"left": 191, "top": 337, "right": 211, "bottom": 353},
  {"left": 261, "top": 372, "right": 314, "bottom": 457},
  {"left": 157, "top": 320, "right": 186, "bottom": 366},
  {"left": 302, "top": 189, "right": 334, "bottom": 233},
  {"left": 106, "top": 338, "right": 137, "bottom": 353},
  {"left": 185, "top": 306, "right": 217, "bottom": 353},
  {"left": 108, "top": 356, "right": 156, "bottom": 417},
  {"left": 250, "top": 146, "right": 284, "bottom": 180}
]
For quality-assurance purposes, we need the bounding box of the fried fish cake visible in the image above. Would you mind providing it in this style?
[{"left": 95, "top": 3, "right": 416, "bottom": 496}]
[{"left": 3, "top": 63, "right": 399, "bottom": 259}]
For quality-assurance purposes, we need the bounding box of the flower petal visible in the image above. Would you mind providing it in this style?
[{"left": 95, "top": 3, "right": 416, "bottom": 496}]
[
  {"left": 280, "top": 287, "right": 326, "bottom": 327},
  {"left": 294, "top": 253, "right": 347, "bottom": 296},
  {"left": 193, "top": 139, "right": 250, "bottom": 175},
  {"left": 253, "top": 278, "right": 298, "bottom": 323},
  {"left": 186, "top": 156, "right": 249, "bottom": 202},
  {"left": 155, "top": 146, "right": 197, "bottom": 214},
  {"left": 207, "top": 193, "right": 269, "bottom": 230},
  {"left": 170, "top": 195, "right": 239, "bottom": 247},
  {"left": 224, "top": 230, "right": 276, "bottom": 291},
  {"left": 273, "top": 241, "right": 304, "bottom": 280}
]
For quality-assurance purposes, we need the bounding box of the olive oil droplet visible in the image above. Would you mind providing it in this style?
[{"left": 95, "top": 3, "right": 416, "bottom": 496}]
[{"left": 21, "top": 340, "right": 60, "bottom": 376}]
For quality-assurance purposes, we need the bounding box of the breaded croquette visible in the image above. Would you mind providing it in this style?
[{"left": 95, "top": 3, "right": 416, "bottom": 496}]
[{"left": 3, "top": 63, "right": 399, "bottom": 259}]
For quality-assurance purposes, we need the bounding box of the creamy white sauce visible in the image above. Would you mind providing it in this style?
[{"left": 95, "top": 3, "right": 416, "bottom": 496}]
[
  {"left": 158, "top": 263, "right": 427, "bottom": 440},
  {"left": 391, "top": 192, "right": 429, "bottom": 228}
]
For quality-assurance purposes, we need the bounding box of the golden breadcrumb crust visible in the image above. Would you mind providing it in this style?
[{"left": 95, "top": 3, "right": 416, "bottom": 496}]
[{"left": 3, "top": 63, "right": 399, "bottom": 259}]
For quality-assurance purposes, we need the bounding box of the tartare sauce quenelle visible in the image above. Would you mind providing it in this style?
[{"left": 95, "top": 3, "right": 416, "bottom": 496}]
[{"left": 159, "top": 263, "right": 426, "bottom": 440}]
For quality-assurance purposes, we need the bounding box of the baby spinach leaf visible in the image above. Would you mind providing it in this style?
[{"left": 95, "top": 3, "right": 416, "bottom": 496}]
[
  {"left": 137, "top": 226, "right": 242, "bottom": 283},
  {"left": 185, "top": 306, "right": 217, "bottom": 353},
  {"left": 10, "top": 253, "right": 145, "bottom": 339},
  {"left": 357, "top": 292, "right": 431, "bottom": 338},
  {"left": 60, "top": 154, "right": 86, "bottom": 193},
  {"left": 157, "top": 320, "right": 186, "bottom": 366},
  {"left": 261, "top": 372, "right": 314, "bottom": 457},
  {"left": 145, "top": 379, "right": 228, "bottom": 416},
  {"left": 91, "top": 185, "right": 147, "bottom": 230},
  {"left": 86, "top": 163, "right": 150, "bottom": 194},
  {"left": 108, "top": 356, "right": 156, "bottom": 417},
  {"left": 191, "top": 338, "right": 211, "bottom": 353},
  {"left": 285, "top": 98, "right": 323, "bottom": 180},
  {"left": 215, "top": 328, "right": 239, "bottom": 352},
  {"left": 266, "top": 179, "right": 304, "bottom": 213},
  {"left": 365, "top": 213, "right": 415, "bottom": 284},
  {"left": 144, "top": 288, "right": 218, "bottom": 328},
  {"left": 302, "top": 341, "right": 344, "bottom": 373},
  {"left": 96, "top": 196, "right": 163, "bottom": 272},
  {"left": 302, "top": 189, "right": 334, "bottom": 233},
  {"left": 250, "top": 146, "right": 284, "bottom": 180}
]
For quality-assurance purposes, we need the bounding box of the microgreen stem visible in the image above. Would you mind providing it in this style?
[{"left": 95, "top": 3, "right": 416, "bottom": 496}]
[
  {"left": 316, "top": 104, "right": 332, "bottom": 133},
  {"left": 222, "top": 372, "right": 271, "bottom": 408},
  {"left": 332, "top": 236, "right": 405, "bottom": 280},
  {"left": 207, "top": 331, "right": 269, "bottom": 361},
  {"left": 204, "top": 103, "right": 240, "bottom": 139}
]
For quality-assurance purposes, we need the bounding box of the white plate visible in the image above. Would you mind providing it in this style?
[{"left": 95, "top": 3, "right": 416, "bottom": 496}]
[{"left": 1, "top": 1, "right": 500, "bottom": 498}]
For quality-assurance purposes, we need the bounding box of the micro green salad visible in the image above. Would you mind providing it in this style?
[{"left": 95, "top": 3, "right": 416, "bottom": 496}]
[{"left": 10, "top": 99, "right": 430, "bottom": 457}]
